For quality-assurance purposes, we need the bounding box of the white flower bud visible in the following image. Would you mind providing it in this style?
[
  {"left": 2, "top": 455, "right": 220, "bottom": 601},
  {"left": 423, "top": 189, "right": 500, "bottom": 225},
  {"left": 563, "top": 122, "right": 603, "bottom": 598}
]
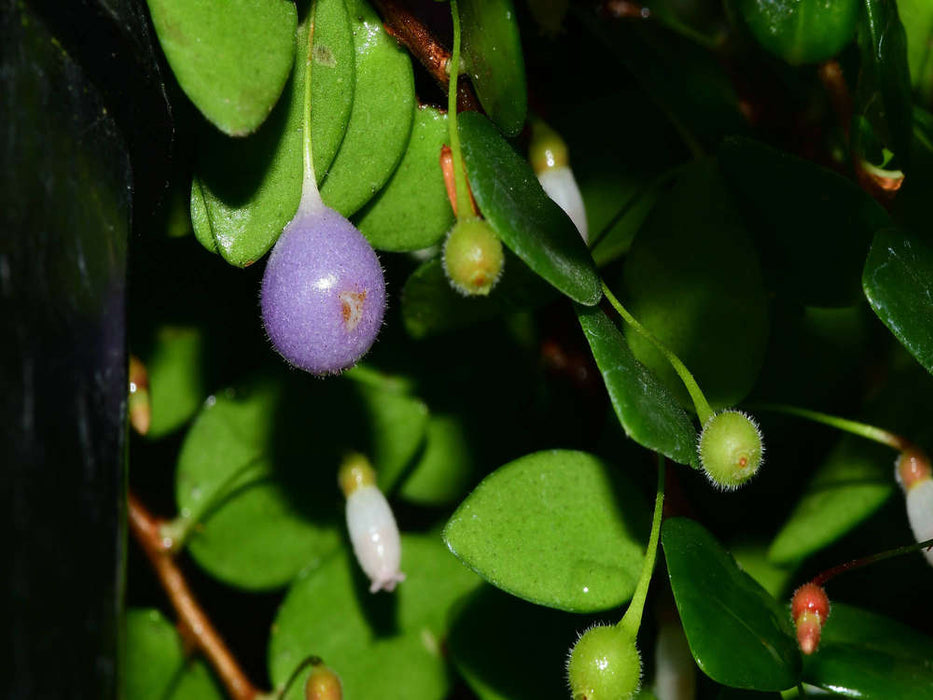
[
  {"left": 906, "top": 479, "right": 933, "bottom": 567},
  {"left": 537, "top": 166, "right": 588, "bottom": 243}
]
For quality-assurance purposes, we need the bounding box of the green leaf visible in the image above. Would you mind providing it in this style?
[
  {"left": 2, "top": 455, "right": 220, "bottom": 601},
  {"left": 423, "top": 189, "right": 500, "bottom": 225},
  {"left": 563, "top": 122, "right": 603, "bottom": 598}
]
[
  {"left": 619, "top": 160, "right": 768, "bottom": 411},
  {"left": 399, "top": 413, "right": 477, "bottom": 506},
  {"left": 191, "top": 0, "right": 355, "bottom": 266},
  {"left": 899, "top": 0, "right": 933, "bottom": 103},
  {"left": 443, "top": 450, "right": 649, "bottom": 612},
  {"left": 768, "top": 437, "right": 894, "bottom": 565},
  {"left": 175, "top": 375, "right": 428, "bottom": 589},
  {"left": 319, "top": 0, "right": 415, "bottom": 217},
  {"left": 268, "top": 534, "right": 482, "bottom": 700},
  {"left": 460, "top": 0, "right": 527, "bottom": 137},
  {"left": 589, "top": 176, "right": 663, "bottom": 268},
  {"left": 146, "top": 0, "right": 297, "bottom": 136},
  {"left": 720, "top": 137, "right": 890, "bottom": 306},
  {"left": 141, "top": 326, "right": 207, "bottom": 439},
  {"left": 459, "top": 112, "right": 602, "bottom": 306},
  {"left": 575, "top": 304, "right": 698, "bottom": 467},
  {"left": 400, "top": 254, "right": 553, "bottom": 339},
  {"left": 663, "top": 518, "right": 802, "bottom": 691},
  {"left": 730, "top": 543, "right": 795, "bottom": 599},
  {"left": 355, "top": 106, "right": 454, "bottom": 251},
  {"left": 855, "top": 0, "right": 913, "bottom": 169},
  {"left": 126, "top": 609, "right": 223, "bottom": 700},
  {"left": 863, "top": 228, "right": 933, "bottom": 375},
  {"left": 449, "top": 586, "right": 603, "bottom": 700},
  {"left": 803, "top": 603, "right": 933, "bottom": 698}
]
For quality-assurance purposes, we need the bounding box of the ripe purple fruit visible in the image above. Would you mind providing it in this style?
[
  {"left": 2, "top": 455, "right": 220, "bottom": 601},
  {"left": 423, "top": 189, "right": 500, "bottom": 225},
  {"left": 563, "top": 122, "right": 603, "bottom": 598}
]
[{"left": 261, "top": 205, "right": 386, "bottom": 375}]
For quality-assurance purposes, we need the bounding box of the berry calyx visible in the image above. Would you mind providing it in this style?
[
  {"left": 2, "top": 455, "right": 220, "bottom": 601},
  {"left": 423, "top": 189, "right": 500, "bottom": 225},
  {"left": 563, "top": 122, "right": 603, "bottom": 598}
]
[
  {"left": 896, "top": 449, "right": 932, "bottom": 492},
  {"left": 697, "top": 410, "right": 764, "bottom": 490},
  {"left": 566, "top": 624, "right": 642, "bottom": 700},
  {"left": 790, "top": 582, "right": 830, "bottom": 655},
  {"left": 442, "top": 218, "right": 505, "bottom": 296}
]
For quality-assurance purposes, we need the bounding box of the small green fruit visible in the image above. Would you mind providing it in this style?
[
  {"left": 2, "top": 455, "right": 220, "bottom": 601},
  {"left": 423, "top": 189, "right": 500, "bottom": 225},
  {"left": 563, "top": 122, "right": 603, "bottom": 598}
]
[
  {"left": 698, "top": 410, "right": 764, "bottom": 490},
  {"left": 442, "top": 218, "right": 505, "bottom": 296},
  {"left": 566, "top": 624, "right": 641, "bottom": 700}
]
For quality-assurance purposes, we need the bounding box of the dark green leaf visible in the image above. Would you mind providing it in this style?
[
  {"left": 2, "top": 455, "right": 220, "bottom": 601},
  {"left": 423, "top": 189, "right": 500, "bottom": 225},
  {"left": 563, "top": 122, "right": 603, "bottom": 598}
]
[
  {"left": 460, "top": 0, "right": 527, "bottom": 136},
  {"left": 619, "top": 160, "right": 768, "bottom": 410},
  {"left": 268, "top": 534, "right": 482, "bottom": 700},
  {"left": 576, "top": 304, "right": 698, "bottom": 466},
  {"left": 899, "top": 0, "right": 933, "bottom": 103},
  {"left": 399, "top": 413, "right": 477, "bottom": 506},
  {"left": 356, "top": 106, "right": 454, "bottom": 251},
  {"left": 191, "top": 0, "right": 355, "bottom": 265},
  {"left": 146, "top": 0, "right": 297, "bottom": 136},
  {"left": 141, "top": 326, "right": 207, "bottom": 439},
  {"left": 803, "top": 603, "right": 933, "bottom": 698},
  {"left": 864, "top": 229, "right": 933, "bottom": 375},
  {"left": 663, "top": 518, "right": 802, "bottom": 691},
  {"left": 768, "top": 437, "right": 894, "bottom": 565},
  {"left": 459, "top": 112, "right": 602, "bottom": 306},
  {"left": 319, "top": 0, "right": 415, "bottom": 216},
  {"left": 855, "top": 0, "right": 913, "bottom": 170},
  {"left": 444, "top": 450, "right": 649, "bottom": 612},
  {"left": 720, "top": 137, "right": 890, "bottom": 306}
]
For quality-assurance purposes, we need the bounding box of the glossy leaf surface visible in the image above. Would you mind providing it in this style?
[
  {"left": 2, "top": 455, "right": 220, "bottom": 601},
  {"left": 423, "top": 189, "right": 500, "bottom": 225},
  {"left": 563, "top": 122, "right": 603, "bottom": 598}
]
[
  {"left": 576, "top": 304, "right": 698, "bottom": 466},
  {"left": 863, "top": 229, "right": 933, "bottom": 375},
  {"left": 460, "top": 112, "right": 602, "bottom": 306},
  {"left": 663, "top": 518, "right": 801, "bottom": 691},
  {"left": 802, "top": 603, "right": 933, "bottom": 698},
  {"left": 620, "top": 160, "right": 768, "bottom": 411},
  {"left": 444, "top": 450, "right": 649, "bottom": 612},
  {"left": 268, "top": 534, "right": 481, "bottom": 700},
  {"left": 191, "top": 0, "right": 355, "bottom": 265},
  {"left": 356, "top": 106, "right": 453, "bottom": 251},
  {"left": 175, "top": 375, "right": 428, "bottom": 589},
  {"left": 319, "top": 0, "right": 415, "bottom": 216},
  {"left": 720, "top": 137, "right": 890, "bottom": 306},
  {"left": 460, "top": 0, "right": 527, "bottom": 136},
  {"left": 768, "top": 437, "right": 893, "bottom": 564},
  {"left": 146, "top": 0, "right": 297, "bottom": 136}
]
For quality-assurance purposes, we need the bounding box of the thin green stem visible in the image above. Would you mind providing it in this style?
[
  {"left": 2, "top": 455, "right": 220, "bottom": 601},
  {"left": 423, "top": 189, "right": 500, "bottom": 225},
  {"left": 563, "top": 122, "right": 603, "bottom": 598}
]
[
  {"left": 275, "top": 656, "right": 322, "bottom": 699},
  {"left": 753, "top": 403, "right": 910, "bottom": 451},
  {"left": 618, "top": 455, "right": 666, "bottom": 638},
  {"left": 601, "top": 281, "right": 713, "bottom": 423},
  {"left": 300, "top": 1, "right": 325, "bottom": 213},
  {"left": 447, "top": 0, "right": 470, "bottom": 222}
]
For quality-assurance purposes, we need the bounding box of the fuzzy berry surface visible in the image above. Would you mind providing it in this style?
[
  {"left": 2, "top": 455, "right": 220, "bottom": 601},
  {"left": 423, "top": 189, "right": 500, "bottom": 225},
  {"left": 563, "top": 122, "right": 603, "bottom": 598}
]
[
  {"left": 261, "top": 206, "right": 386, "bottom": 375},
  {"left": 567, "top": 625, "right": 641, "bottom": 700},
  {"left": 698, "top": 410, "right": 764, "bottom": 490}
]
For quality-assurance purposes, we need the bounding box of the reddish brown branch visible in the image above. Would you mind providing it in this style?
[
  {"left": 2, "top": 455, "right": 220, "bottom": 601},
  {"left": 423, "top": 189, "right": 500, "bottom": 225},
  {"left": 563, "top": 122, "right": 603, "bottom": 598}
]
[
  {"left": 128, "top": 491, "right": 266, "bottom": 700},
  {"left": 371, "top": 0, "right": 480, "bottom": 112}
]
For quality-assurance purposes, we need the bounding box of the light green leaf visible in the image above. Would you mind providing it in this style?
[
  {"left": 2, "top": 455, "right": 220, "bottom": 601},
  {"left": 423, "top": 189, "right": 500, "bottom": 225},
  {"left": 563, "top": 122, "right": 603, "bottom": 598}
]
[
  {"left": 268, "top": 534, "right": 482, "bottom": 700},
  {"left": 319, "top": 0, "right": 415, "bottom": 216},
  {"left": 146, "top": 0, "right": 296, "bottom": 135},
  {"left": 141, "top": 326, "right": 206, "bottom": 439},
  {"left": 443, "top": 450, "right": 649, "bottom": 612}
]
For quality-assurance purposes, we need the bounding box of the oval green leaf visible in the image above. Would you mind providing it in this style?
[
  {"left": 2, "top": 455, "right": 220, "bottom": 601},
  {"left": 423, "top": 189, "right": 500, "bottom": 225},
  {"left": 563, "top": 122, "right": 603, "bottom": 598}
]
[
  {"left": 443, "top": 450, "right": 649, "bottom": 612},
  {"left": 140, "top": 325, "right": 207, "bottom": 439},
  {"left": 191, "top": 0, "right": 355, "bottom": 266},
  {"left": 319, "top": 0, "right": 415, "bottom": 216},
  {"left": 399, "top": 413, "right": 477, "bottom": 506},
  {"left": 355, "top": 106, "right": 454, "bottom": 251},
  {"left": 863, "top": 228, "right": 933, "bottom": 376},
  {"left": 802, "top": 603, "right": 933, "bottom": 698},
  {"left": 268, "top": 534, "right": 481, "bottom": 700},
  {"left": 460, "top": 0, "right": 527, "bottom": 136},
  {"left": 620, "top": 160, "right": 768, "bottom": 411},
  {"left": 663, "top": 517, "right": 802, "bottom": 691},
  {"left": 175, "top": 375, "right": 428, "bottom": 589},
  {"left": 460, "top": 111, "right": 602, "bottom": 306},
  {"left": 575, "top": 303, "right": 698, "bottom": 467},
  {"left": 720, "top": 136, "right": 890, "bottom": 306},
  {"left": 146, "top": 0, "right": 297, "bottom": 136},
  {"left": 768, "top": 437, "right": 894, "bottom": 565}
]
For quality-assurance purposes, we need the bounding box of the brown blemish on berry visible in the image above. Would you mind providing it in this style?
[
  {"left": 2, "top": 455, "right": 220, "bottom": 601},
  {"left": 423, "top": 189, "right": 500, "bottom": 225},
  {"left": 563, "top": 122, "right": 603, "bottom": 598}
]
[
  {"left": 738, "top": 456, "right": 748, "bottom": 468},
  {"left": 339, "top": 290, "right": 367, "bottom": 332}
]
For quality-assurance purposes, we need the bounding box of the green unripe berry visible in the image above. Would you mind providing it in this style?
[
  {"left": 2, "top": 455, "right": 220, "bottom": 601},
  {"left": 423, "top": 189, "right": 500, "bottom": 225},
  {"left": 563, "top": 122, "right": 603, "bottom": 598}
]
[
  {"left": 733, "top": 0, "right": 858, "bottom": 65},
  {"left": 698, "top": 410, "right": 764, "bottom": 490},
  {"left": 566, "top": 624, "right": 642, "bottom": 700},
  {"left": 442, "top": 218, "right": 505, "bottom": 296}
]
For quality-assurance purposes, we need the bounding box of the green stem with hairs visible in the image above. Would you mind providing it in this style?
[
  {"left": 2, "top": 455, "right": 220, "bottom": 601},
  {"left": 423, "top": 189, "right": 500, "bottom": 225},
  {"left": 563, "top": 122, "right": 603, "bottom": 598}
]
[
  {"left": 447, "top": 0, "right": 471, "bottom": 222},
  {"left": 602, "top": 281, "right": 713, "bottom": 423},
  {"left": 754, "top": 403, "right": 910, "bottom": 451},
  {"left": 618, "top": 455, "right": 665, "bottom": 638}
]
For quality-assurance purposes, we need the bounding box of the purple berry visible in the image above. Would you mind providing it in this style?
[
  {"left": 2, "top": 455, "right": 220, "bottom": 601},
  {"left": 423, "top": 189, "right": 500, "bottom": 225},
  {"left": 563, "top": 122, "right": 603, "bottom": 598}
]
[{"left": 261, "top": 205, "right": 386, "bottom": 375}]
